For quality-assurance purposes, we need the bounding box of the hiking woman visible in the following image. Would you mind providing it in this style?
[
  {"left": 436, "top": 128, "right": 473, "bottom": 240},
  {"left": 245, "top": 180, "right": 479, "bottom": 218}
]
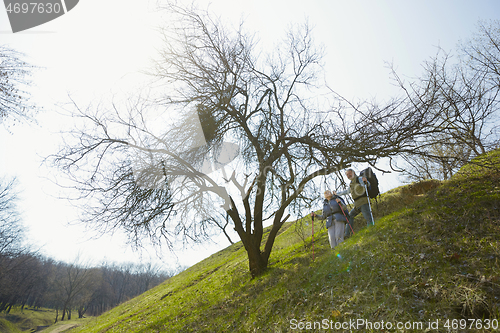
[{"left": 312, "top": 190, "right": 348, "bottom": 248}]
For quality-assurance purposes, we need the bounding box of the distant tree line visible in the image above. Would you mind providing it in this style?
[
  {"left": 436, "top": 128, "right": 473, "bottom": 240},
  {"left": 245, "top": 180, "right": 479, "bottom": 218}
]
[
  {"left": 0, "top": 177, "right": 172, "bottom": 321},
  {"left": 0, "top": 250, "right": 171, "bottom": 321}
]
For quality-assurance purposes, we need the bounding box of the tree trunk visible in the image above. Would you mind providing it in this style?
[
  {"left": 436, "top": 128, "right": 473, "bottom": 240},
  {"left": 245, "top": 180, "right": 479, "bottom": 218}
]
[
  {"left": 61, "top": 303, "right": 68, "bottom": 321},
  {"left": 78, "top": 305, "right": 86, "bottom": 318},
  {"left": 247, "top": 241, "right": 268, "bottom": 278},
  {"left": 228, "top": 192, "right": 276, "bottom": 278}
]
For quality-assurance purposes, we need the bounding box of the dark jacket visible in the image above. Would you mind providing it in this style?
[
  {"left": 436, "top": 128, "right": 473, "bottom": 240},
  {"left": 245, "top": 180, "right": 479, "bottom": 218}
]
[{"left": 316, "top": 196, "right": 348, "bottom": 228}]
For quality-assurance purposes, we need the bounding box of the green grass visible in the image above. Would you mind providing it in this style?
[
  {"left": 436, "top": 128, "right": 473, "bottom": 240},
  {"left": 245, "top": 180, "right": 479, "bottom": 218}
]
[
  {"left": 0, "top": 307, "right": 56, "bottom": 332},
  {"left": 66, "top": 149, "right": 500, "bottom": 332},
  {"left": 0, "top": 318, "right": 21, "bottom": 333}
]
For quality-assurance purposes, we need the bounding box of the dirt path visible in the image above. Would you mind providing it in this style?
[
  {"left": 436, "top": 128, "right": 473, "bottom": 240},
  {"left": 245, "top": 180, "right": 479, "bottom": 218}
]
[{"left": 40, "top": 323, "right": 78, "bottom": 332}]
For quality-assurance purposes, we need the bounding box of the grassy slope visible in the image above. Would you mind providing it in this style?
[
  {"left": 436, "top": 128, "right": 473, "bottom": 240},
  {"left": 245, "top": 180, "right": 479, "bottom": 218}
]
[
  {"left": 69, "top": 150, "right": 500, "bottom": 332},
  {"left": 0, "top": 307, "right": 56, "bottom": 333}
]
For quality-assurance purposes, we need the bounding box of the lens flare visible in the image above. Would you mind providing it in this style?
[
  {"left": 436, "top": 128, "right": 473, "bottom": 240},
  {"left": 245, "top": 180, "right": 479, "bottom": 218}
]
[{"left": 335, "top": 252, "right": 351, "bottom": 273}]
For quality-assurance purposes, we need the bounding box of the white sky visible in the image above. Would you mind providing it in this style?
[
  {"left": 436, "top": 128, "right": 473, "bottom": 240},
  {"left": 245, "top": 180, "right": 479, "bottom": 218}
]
[{"left": 1, "top": 0, "right": 500, "bottom": 269}]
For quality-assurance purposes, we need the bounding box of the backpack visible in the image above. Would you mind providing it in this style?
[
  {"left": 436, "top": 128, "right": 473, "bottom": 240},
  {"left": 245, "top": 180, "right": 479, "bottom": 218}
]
[{"left": 359, "top": 167, "right": 380, "bottom": 198}]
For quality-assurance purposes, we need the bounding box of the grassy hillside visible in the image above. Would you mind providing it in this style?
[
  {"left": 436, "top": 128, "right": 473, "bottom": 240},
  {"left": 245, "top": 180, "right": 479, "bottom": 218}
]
[
  {"left": 0, "top": 306, "right": 92, "bottom": 333},
  {"left": 0, "top": 307, "right": 56, "bottom": 333},
  {"left": 67, "top": 150, "right": 500, "bottom": 332}
]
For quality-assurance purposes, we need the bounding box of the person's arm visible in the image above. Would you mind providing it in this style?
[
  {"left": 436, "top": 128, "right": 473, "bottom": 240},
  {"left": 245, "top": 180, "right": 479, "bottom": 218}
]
[
  {"left": 314, "top": 212, "right": 326, "bottom": 220},
  {"left": 313, "top": 202, "right": 330, "bottom": 220},
  {"left": 334, "top": 195, "right": 346, "bottom": 206},
  {"left": 335, "top": 189, "right": 350, "bottom": 196},
  {"left": 334, "top": 196, "right": 349, "bottom": 214}
]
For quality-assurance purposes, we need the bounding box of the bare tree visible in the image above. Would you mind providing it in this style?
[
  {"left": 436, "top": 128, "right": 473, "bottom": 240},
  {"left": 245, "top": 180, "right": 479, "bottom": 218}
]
[
  {"left": 460, "top": 20, "right": 500, "bottom": 97},
  {"left": 394, "top": 21, "right": 500, "bottom": 180},
  {"left": 0, "top": 177, "right": 23, "bottom": 256},
  {"left": 55, "top": 258, "right": 96, "bottom": 321},
  {"left": 50, "top": 4, "right": 447, "bottom": 277},
  {"left": 0, "top": 45, "right": 36, "bottom": 128}
]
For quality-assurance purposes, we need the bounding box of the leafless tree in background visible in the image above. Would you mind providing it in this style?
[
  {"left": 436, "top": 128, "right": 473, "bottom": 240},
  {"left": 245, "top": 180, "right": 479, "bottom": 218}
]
[
  {"left": 394, "top": 20, "right": 500, "bottom": 180},
  {"left": 0, "top": 177, "right": 23, "bottom": 256}
]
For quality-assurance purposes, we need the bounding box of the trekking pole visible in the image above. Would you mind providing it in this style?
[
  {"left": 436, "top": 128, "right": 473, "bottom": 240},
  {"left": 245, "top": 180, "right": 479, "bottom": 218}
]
[
  {"left": 310, "top": 212, "right": 315, "bottom": 261},
  {"left": 363, "top": 183, "right": 375, "bottom": 225},
  {"left": 338, "top": 203, "right": 355, "bottom": 235}
]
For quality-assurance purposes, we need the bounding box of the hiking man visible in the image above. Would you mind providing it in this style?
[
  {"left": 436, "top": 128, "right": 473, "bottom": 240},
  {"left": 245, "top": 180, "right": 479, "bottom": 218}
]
[
  {"left": 312, "top": 190, "right": 348, "bottom": 249},
  {"left": 336, "top": 168, "right": 374, "bottom": 238}
]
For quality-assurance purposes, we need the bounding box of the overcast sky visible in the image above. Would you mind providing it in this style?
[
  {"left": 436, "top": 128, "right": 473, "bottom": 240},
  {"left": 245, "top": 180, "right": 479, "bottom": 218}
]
[{"left": 1, "top": 0, "right": 500, "bottom": 270}]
